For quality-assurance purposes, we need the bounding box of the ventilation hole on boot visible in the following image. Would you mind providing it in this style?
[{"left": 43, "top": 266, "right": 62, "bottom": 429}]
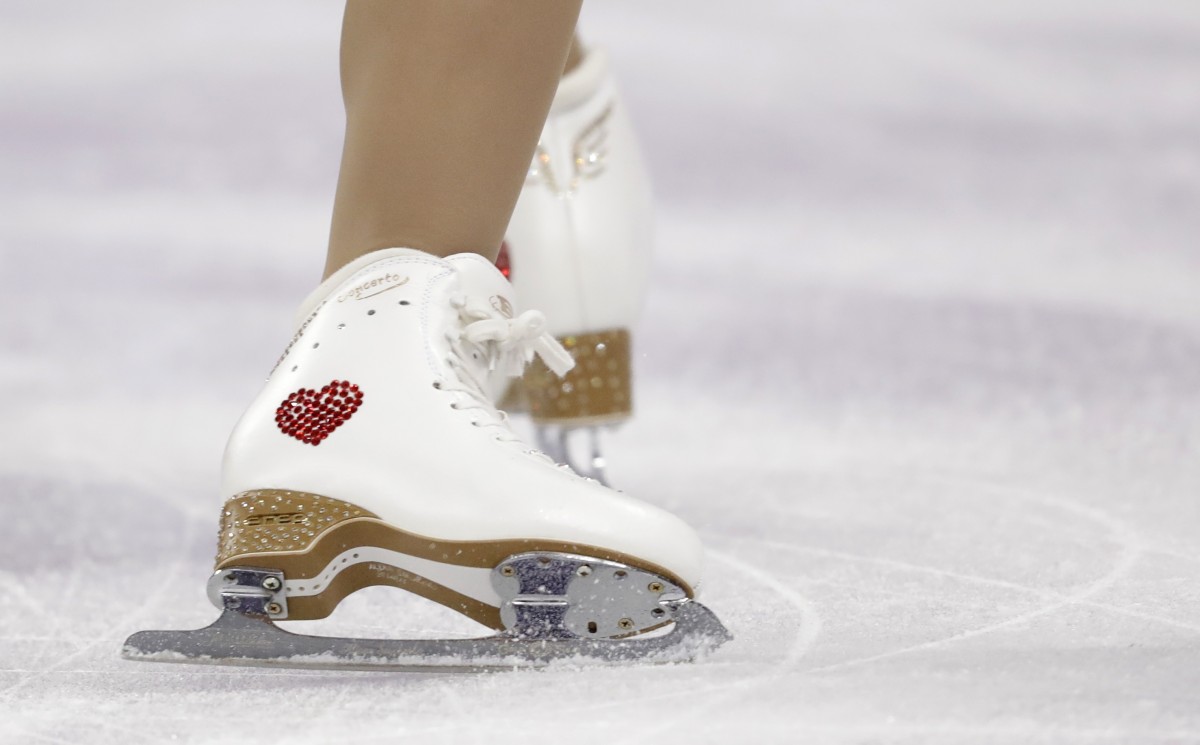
[
  {"left": 298, "top": 586, "right": 305, "bottom": 592},
  {"left": 587, "top": 621, "right": 598, "bottom": 634},
  {"left": 337, "top": 323, "right": 346, "bottom": 330},
  {"left": 353, "top": 553, "right": 359, "bottom": 559},
  {"left": 432, "top": 381, "right": 442, "bottom": 389},
  {"left": 341, "top": 558, "right": 348, "bottom": 563},
  {"left": 367, "top": 309, "right": 376, "bottom": 316},
  {"left": 312, "top": 342, "right": 320, "bottom": 349},
  {"left": 614, "top": 570, "right": 628, "bottom": 579},
  {"left": 399, "top": 300, "right": 410, "bottom": 306},
  {"left": 313, "top": 584, "right": 321, "bottom": 590},
  {"left": 291, "top": 365, "right": 298, "bottom": 372}
]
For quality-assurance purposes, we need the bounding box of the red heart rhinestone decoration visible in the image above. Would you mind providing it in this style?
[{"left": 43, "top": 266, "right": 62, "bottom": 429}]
[{"left": 275, "top": 380, "right": 364, "bottom": 446}]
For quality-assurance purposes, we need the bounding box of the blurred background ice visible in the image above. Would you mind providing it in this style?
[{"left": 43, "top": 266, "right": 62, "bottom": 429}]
[{"left": 1, "top": 2, "right": 1199, "bottom": 743}]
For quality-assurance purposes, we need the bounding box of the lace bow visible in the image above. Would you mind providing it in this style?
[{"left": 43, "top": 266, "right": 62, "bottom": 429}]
[{"left": 462, "top": 310, "right": 575, "bottom": 378}]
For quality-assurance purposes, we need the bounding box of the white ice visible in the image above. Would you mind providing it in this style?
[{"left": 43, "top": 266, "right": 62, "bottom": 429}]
[{"left": 2, "top": 1, "right": 1199, "bottom": 743}]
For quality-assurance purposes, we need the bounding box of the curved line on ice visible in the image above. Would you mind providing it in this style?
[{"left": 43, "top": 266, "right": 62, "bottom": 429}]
[
  {"left": 803, "top": 475, "right": 1144, "bottom": 674},
  {"left": 769, "top": 540, "right": 1200, "bottom": 635},
  {"left": 706, "top": 548, "right": 824, "bottom": 666},
  {"left": 607, "top": 547, "right": 822, "bottom": 745}
]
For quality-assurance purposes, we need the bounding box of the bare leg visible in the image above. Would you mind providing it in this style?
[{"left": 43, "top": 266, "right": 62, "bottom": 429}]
[
  {"left": 564, "top": 34, "right": 585, "bottom": 76},
  {"left": 326, "top": 0, "right": 583, "bottom": 277}
]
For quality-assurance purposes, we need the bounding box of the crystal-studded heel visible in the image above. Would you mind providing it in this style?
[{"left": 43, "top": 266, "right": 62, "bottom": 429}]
[
  {"left": 518, "top": 329, "right": 633, "bottom": 483},
  {"left": 523, "top": 329, "right": 632, "bottom": 426}
]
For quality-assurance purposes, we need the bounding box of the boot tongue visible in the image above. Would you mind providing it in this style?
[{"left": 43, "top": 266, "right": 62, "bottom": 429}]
[{"left": 444, "top": 253, "right": 517, "bottom": 321}]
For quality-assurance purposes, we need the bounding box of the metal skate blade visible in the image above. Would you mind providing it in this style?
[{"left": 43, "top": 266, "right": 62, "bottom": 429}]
[
  {"left": 122, "top": 601, "right": 731, "bottom": 672},
  {"left": 535, "top": 425, "right": 612, "bottom": 486}
]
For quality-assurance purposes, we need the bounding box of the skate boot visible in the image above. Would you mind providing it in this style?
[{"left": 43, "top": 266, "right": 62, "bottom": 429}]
[
  {"left": 500, "top": 47, "right": 654, "bottom": 484},
  {"left": 123, "top": 249, "right": 729, "bottom": 670}
]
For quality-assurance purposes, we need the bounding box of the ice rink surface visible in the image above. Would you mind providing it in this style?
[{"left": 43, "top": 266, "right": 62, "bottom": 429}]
[{"left": 2, "top": 1, "right": 1199, "bottom": 742}]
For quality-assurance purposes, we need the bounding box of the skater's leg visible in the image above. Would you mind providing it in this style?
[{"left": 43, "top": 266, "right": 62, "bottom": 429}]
[
  {"left": 564, "top": 33, "right": 585, "bottom": 76},
  {"left": 325, "top": 0, "right": 583, "bottom": 277}
]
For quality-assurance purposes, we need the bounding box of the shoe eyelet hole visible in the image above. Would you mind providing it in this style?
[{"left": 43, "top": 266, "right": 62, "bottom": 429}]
[
  {"left": 432, "top": 381, "right": 442, "bottom": 389},
  {"left": 399, "top": 300, "right": 410, "bottom": 306},
  {"left": 312, "top": 342, "right": 319, "bottom": 349},
  {"left": 367, "top": 309, "right": 376, "bottom": 316}
]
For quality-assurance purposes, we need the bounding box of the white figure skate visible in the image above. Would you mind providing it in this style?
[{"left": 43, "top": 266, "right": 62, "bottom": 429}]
[
  {"left": 122, "top": 249, "right": 729, "bottom": 670},
  {"left": 500, "top": 48, "right": 653, "bottom": 484}
]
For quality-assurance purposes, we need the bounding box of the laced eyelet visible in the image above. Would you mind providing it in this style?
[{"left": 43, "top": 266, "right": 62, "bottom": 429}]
[{"left": 432, "top": 381, "right": 442, "bottom": 389}]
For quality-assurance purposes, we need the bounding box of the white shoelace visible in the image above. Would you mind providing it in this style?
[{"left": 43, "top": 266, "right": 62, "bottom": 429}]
[
  {"left": 437, "top": 295, "right": 575, "bottom": 451},
  {"left": 461, "top": 312, "right": 575, "bottom": 378}
]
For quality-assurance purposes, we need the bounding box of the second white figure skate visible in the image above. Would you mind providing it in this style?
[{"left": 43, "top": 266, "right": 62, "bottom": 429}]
[
  {"left": 122, "top": 249, "right": 729, "bottom": 670},
  {"left": 500, "top": 48, "right": 654, "bottom": 483}
]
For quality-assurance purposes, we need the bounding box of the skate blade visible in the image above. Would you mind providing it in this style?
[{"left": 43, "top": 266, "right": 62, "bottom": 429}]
[
  {"left": 535, "top": 425, "right": 613, "bottom": 486},
  {"left": 122, "top": 601, "right": 731, "bottom": 672}
]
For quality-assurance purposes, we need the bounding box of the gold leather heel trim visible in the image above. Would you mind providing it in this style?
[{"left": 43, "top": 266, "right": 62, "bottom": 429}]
[
  {"left": 216, "top": 490, "right": 377, "bottom": 567},
  {"left": 524, "top": 328, "right": 632, "bottom": 425}
]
